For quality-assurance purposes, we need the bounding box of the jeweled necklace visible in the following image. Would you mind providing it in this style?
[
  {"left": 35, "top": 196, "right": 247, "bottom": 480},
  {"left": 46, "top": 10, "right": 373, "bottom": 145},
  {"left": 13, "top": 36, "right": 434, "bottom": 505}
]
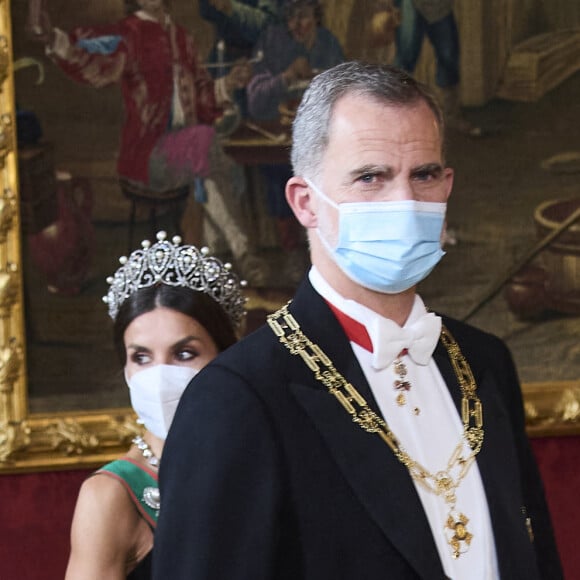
[
  {"left": 393, "top": 350, "right": 421, "bottom": 416},
  {"left": 133, "top": 435, "right": 160, "bottom": 468},
  {"left": 268, "top": 304, "right": 484, "bottom": 560}
]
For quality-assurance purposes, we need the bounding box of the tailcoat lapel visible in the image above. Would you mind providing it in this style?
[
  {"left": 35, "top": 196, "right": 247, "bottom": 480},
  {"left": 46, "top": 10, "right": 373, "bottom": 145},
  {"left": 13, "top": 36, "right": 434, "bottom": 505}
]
[{"left": 285, "top": 281, "right": 446, "bottom": 579}]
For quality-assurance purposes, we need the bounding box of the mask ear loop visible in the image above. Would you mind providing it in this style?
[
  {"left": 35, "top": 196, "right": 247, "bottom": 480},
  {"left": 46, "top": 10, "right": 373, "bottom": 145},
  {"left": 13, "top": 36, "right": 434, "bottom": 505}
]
[
  {"left": 303, "top": 177, "right": 341, "bottom": 255},
  {"left": 304, "top": 177, "right": 340, "bottom": 209}
]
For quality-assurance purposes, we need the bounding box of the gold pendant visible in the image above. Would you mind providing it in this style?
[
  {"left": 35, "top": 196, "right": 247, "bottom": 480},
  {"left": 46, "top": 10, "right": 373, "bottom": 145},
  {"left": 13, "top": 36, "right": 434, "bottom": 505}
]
[
  {"left": 394, "top": 359, "right": 407, "bottom": 376},
  {"left": 445, "top": 512, "right": 473, "bottom": 559},
  {"left": 393, "top": 356, "right": 411, "bottom": 407}
]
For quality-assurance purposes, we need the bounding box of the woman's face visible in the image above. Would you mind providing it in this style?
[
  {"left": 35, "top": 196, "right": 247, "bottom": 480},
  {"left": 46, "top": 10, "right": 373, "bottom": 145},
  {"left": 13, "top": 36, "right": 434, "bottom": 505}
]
[{"left": 123, "top": 307, "right": 219, "bottom": 380}]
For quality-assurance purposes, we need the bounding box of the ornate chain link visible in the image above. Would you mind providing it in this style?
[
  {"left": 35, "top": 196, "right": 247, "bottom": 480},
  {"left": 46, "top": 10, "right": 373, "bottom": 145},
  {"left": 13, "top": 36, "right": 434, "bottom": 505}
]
[{"left": 268, "top": 303, "right": 484, "bottom": 558}]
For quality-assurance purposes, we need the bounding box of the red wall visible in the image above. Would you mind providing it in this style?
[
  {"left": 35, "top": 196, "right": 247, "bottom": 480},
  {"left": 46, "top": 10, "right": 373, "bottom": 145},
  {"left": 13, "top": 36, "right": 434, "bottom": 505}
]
[
  {"left": 0, "top": 468, "right": 91, "bottom": 580},
  {"left": 531, "top": 436, "right": 580, "bottom": 578},
  {"left": 1, "top": 437, "right": 578, "bottom": 579}
]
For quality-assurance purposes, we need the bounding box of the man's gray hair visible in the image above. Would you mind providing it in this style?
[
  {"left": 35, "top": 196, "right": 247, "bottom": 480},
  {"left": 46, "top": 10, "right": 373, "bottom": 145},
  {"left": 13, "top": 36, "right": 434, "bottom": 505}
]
[{"left": 290, "top": 61, "right": 444, "bottom": 178}]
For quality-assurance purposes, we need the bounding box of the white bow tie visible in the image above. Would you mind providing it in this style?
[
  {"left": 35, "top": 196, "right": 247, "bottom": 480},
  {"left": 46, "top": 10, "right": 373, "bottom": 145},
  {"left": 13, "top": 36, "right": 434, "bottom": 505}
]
[{"left": 370, "top": 312, "right": 442, "bottom": 370}]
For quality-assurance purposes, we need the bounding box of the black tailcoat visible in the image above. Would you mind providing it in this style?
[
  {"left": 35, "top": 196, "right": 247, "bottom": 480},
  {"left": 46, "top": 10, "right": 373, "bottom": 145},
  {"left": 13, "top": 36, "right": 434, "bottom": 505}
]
[{"left": 154, "top": 279, "right": 562, "bottom": 579}]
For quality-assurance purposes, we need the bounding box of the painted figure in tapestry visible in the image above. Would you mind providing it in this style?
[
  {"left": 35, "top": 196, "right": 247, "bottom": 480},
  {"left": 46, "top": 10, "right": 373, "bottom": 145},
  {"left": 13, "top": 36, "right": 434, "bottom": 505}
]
[{"left": 30, "top": 0, "right": 268, "bottom": 285}]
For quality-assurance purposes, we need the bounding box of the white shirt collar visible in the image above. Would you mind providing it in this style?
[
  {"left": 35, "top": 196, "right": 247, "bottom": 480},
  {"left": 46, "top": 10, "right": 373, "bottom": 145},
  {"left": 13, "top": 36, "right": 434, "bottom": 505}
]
[
  {"left": 309, "top": 266, "right": 430, "bottom": 335},
  {"left": 309, "top": 267, "right": 440, "bottom": 367}
]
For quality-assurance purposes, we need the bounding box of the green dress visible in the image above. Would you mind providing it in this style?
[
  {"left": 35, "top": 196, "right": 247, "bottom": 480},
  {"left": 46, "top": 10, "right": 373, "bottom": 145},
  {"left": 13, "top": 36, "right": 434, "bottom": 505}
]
[{"left": 98, "top": 457, "right": 159, "bottom": 579}]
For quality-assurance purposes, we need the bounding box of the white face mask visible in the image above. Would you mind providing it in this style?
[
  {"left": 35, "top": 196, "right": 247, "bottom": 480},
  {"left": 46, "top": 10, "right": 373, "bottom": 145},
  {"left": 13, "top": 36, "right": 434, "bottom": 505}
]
[{"left": 126, "top": 364, "right": 199, "bottom": 440}]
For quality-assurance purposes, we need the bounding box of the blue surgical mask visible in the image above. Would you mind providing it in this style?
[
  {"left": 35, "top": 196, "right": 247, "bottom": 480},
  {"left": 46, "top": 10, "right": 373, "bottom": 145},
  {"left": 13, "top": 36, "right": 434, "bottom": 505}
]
[{"left": 306, "top": 178, "right": 446, "bottom": 294}]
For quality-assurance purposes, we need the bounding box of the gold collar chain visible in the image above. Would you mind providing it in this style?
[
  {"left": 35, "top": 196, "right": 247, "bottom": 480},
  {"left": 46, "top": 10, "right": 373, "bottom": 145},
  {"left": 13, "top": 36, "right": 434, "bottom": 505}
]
[{"left": 268, "top": 304, "right": 484, "bottom": 559}]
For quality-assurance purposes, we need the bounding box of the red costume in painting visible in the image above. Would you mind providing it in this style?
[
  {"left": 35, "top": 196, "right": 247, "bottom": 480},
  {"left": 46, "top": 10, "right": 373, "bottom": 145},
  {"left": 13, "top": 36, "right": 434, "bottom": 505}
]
[
  {"left": 50, "top": 12, "right": 219, "bottom": 187},
  {"left": 46, "top": 10, "right": 267, "bottom": 284}
]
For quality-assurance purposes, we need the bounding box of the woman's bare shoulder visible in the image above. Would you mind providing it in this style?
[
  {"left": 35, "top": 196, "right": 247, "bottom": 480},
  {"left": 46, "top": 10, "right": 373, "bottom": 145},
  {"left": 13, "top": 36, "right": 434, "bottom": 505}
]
[{"left": 65, "top": 471, "right": 146, "bottom": 579}]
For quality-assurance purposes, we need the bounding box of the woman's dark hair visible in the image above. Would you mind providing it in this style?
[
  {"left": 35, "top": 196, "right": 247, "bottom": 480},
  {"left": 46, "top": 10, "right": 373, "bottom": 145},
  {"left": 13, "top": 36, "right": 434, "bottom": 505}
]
[{"left": 113, "top": 284, "right": 237, "bottom": 365}]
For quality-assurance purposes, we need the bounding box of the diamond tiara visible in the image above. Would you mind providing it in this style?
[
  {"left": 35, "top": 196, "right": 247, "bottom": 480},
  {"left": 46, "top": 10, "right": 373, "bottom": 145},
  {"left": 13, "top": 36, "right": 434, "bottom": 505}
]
[{"left": 103, "top": 231, "right": 247, "bottom": 328}]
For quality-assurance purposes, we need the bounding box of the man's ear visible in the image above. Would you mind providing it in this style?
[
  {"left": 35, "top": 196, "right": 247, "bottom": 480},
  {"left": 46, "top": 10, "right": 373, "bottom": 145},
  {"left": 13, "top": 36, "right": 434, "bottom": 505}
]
[{"left": 286, "top": 176, "right": 318, "bottom": 229}]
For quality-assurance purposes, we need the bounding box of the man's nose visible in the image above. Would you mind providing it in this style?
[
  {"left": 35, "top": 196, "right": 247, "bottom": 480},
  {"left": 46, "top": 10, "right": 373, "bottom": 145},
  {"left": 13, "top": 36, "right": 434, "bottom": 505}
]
[{"left": 384, "top": 179, "right": 415, "bottom": 201}]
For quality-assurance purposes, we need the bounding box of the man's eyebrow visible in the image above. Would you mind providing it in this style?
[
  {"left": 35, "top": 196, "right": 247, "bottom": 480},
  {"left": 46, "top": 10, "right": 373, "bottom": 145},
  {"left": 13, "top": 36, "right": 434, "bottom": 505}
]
[
  {"left": 410, "top": 163, "right": 444, "bottom": 175},
  {"left": 348, "top": 164, "right": 394, "bottom": 179}
]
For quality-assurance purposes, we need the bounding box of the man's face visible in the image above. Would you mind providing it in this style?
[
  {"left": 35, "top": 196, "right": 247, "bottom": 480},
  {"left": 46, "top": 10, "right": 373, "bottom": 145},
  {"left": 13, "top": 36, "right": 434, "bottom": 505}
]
[
  {"left": 312, "top": 94, "right": 453, "bottom": 247},
  {"left": 287, "top": 6, "right": 318, "bottom": 47}
]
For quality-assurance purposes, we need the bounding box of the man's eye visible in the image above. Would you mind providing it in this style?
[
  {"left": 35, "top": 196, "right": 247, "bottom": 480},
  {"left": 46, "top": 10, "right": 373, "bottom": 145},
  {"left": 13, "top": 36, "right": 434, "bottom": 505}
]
[
  {"left": 359, "top": 173, "right": 376, "bottom": 183},
  {"left": 413, "top": 167, "right": 443, "bottom": 182}
]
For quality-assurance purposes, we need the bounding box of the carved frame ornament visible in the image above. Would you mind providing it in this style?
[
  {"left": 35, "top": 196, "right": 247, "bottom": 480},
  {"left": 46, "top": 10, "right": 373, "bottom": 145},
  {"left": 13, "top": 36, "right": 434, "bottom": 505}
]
[
  {"left": 0, "top": 1, "right": 578, "bottom": 474},
  {"left": 0, "top": 1, "right": 140, "bottom": 473}
]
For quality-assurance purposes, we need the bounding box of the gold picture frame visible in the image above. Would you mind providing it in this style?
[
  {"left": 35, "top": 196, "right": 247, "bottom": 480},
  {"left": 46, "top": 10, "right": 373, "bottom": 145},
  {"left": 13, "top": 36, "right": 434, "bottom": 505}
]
[
  {"left": 0, "top": 1, "right": 139, "bottom": 473},
  {"left": 0, "top": 0, "right": 579, "bottom": 474}
]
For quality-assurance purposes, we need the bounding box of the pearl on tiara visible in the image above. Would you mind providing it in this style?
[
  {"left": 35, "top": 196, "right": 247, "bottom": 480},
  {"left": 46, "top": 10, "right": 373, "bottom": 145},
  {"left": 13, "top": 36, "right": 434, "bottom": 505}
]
[{"left": 102, "top": 231, "right": 247, "bottom": 328}]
